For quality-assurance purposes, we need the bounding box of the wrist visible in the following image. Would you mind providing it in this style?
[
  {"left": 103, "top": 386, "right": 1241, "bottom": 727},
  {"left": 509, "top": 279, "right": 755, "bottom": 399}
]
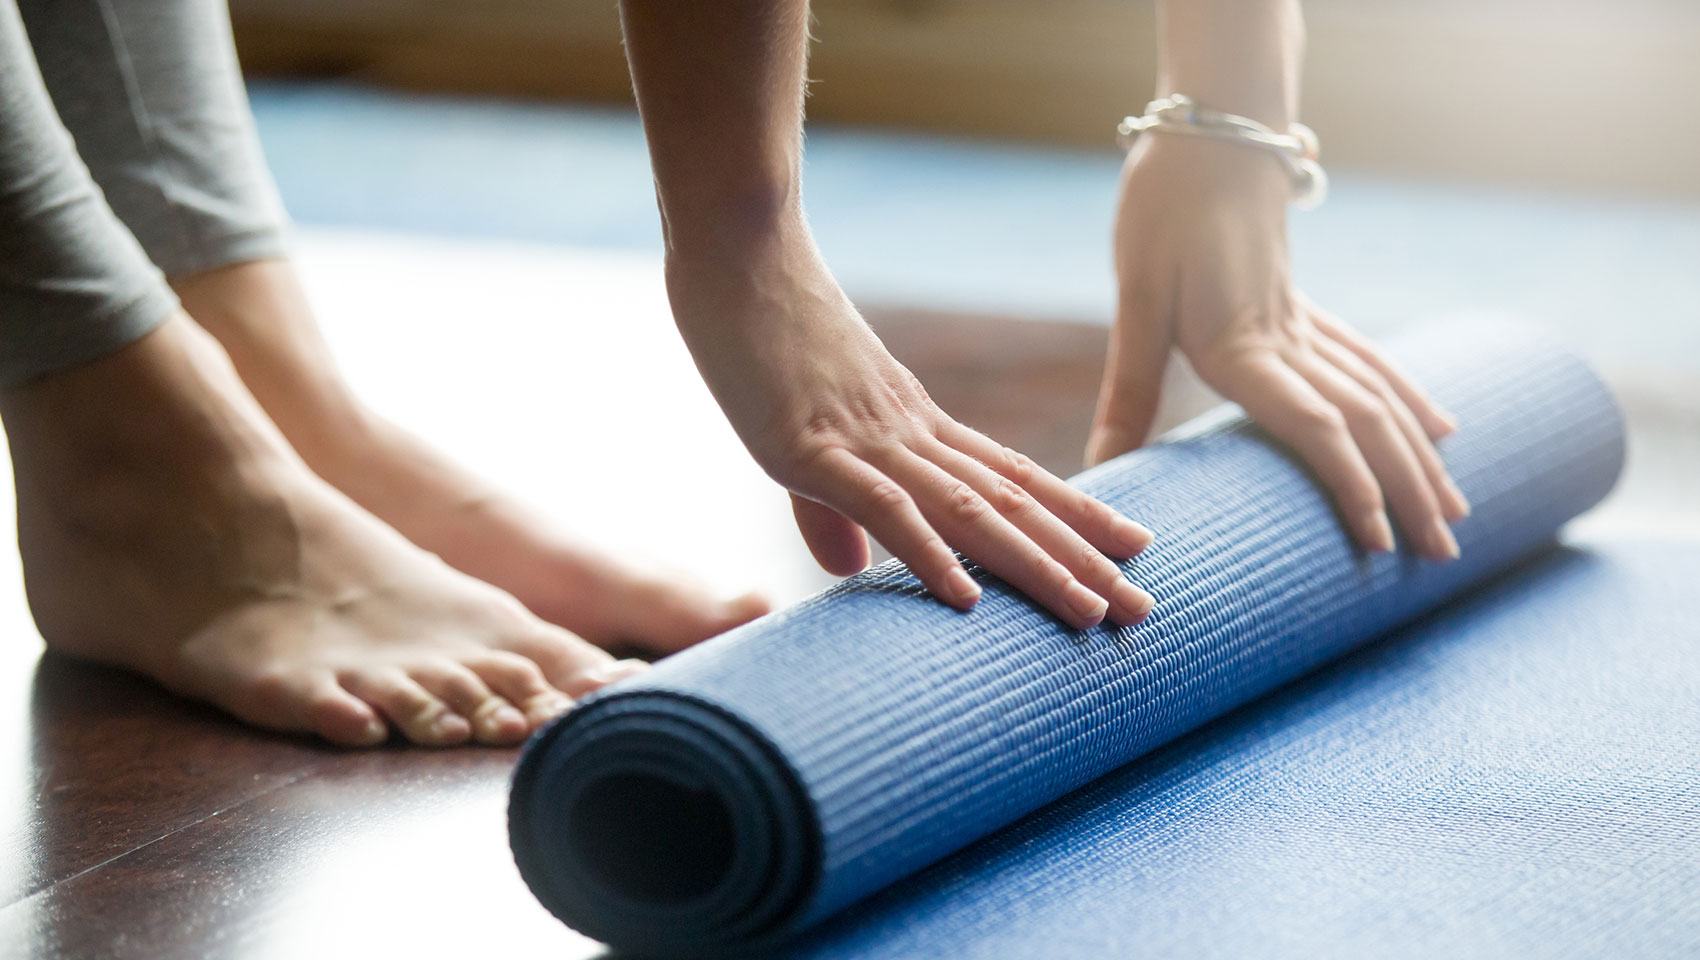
[
  {"left": 655, "top": 167, "right": 805, "bottom": 258},
  {"left": 1133, "top": 134, "right": 1294, "bottom": 202},
  {"left": 662, "top": 211, "right": 839, "bottom": 333},
  {"left": 1155, "top": 0, "right": 1304, "bottom": 129}
]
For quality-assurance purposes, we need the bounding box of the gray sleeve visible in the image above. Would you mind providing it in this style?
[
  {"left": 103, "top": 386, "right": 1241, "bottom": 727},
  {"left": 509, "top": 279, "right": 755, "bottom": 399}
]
[
  {"left": 19, "top": 0, "right": 290, "bottom": 279},
  {"left": 0, "top": 0, "right": 175, "bottom": 388}
]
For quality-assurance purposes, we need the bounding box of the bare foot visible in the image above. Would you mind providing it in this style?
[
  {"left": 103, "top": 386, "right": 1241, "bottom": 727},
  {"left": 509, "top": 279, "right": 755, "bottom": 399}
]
[
  {"left": 1, "top": 314, "right": 645, "bottom": 747},
  {"left": 174, "top": 260, "right": 770, "bottom": 658}
]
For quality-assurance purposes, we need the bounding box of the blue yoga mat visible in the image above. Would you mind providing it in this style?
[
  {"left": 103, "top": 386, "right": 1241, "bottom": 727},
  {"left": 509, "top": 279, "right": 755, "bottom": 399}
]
[
  {"left": 509, "top": 322, "right": 1630, "bottom": 955},
  {"left": 780, "top": 539, "right": 1700, "bottom": 959}
]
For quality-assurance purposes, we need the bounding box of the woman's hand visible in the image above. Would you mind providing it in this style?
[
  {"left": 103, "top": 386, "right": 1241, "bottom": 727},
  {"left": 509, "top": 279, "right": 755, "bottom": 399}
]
[
  {"left": 667, "top": 231, "right": 1156, "bottom": 630},
  {"left": 1089, "top": 135, "right": 1470, "bottom": 559}
]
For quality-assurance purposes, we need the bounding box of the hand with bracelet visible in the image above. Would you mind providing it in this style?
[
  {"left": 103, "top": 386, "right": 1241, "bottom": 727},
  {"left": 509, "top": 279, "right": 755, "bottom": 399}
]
[{"left": 1090, "top": 0, "right": 1471, "bottom": 560}]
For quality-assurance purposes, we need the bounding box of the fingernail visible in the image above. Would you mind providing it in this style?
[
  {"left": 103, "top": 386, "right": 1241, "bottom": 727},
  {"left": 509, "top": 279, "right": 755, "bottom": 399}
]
[
  {"left": 946, "top": 567, "right": 981, "bottom": 606},
  {"left": 1436, "top": 409, "right": 1459, "bottom": 436},
  {"left": 1111, "top": 580, "right": 1155, "bottom": 625},
  {"left": 1364, "top": 511, "right": 1396, "bottom": 553},
  {"left": 1430, "top": 518, "right": 1461, "bottom": 560},
  {"left": 1109, "top": 516, "right": 1154, "bottom": 555},
  {"left": 1063, "top": 580, "right": 1109, "bottom": 628},
  {"left": 1446, "top": 479, "right": 1472, "bottom": 519}
]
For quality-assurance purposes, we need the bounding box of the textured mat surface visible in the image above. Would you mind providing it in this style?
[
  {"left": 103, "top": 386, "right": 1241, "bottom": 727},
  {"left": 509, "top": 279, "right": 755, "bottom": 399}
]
[
  {"left": 776, "top": 539, "right": 1700, "bottom": 959},
  {"left": 509, "top": 324, "right": 1628, "bottom": 954}
]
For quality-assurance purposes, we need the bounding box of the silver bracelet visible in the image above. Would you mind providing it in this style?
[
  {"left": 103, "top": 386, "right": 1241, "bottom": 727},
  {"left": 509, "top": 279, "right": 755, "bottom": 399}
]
[{"left": 1117, "top": 94, "right": 1328, "bottom": 210}]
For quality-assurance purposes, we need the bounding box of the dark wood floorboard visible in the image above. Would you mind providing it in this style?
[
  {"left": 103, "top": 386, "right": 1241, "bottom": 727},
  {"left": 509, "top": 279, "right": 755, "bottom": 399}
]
[{"left": 0, "top": 304, "right": 1113, "bottom": 959}]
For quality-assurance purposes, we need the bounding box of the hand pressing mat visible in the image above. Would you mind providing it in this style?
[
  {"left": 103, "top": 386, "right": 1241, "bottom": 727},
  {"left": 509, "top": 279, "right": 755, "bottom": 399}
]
[{"left": 509, "top": 322, "right": 1684, "bottom": 956}]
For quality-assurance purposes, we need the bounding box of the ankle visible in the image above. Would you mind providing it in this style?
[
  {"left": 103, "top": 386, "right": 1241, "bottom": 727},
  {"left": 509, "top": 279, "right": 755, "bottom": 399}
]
[
  {"left": 1, "top": 313, "right": 289, "bottom": 476},
  {"left": 172, "top": 259, "right": 373, "bottom": 462}
]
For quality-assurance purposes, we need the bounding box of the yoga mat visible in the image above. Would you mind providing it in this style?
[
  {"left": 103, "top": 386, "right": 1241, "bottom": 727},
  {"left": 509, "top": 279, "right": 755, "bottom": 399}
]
[
  {"left": 510, "top": 322, "right": 1627, "bottom": 955},
  {"left": 779, "top": 539, "right": 1700, "bottom": 959}
]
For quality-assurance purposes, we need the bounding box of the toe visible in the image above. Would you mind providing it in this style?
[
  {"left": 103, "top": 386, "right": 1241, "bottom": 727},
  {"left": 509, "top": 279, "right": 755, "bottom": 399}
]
[
  {"left": 626, "top": 581, "right": 771, "bottom": 656},
  {"left": 581, "top": 657, "right": 650, "bottom": 693},
  {"left": 465, "top": 651, "right": 574, "bottom": 730},
  {"left": 306, "top": 682, "right": 389, "bottom": 747},
  {"left": 411, "top": 662, "right": 529, "bottom": 746},
  {"left": 219, "top": 664, "right": 387, "bottom": 747},
  {"left": 498, "top": 624, "right": 625, "bottom": 696},
  {"left": 717, "top": 591, "right": 772, "bottom": 632},
  {"left": 342, "top": 670, "right": 471, "bottom": 747}
]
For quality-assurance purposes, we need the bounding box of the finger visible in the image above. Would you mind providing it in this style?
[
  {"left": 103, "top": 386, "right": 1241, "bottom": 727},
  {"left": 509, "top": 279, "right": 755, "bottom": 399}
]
[
  {"left": 1287, "top": 350, "right": 1460, "bottom": 561},
  {"left": 877, "top": 449, "right": 1110, "bottom": 630},
  {"left": 1088, "top": 301, "right": 1175, "bottom": 466},
  {"left": 340, "top": 670, "right": 472, "bottom": 748},
  {"left": 1312, "top": 335, "right": 1471, "bottom": 521},
  {"left": 1200, "top": 350, "right": 1395, "bottom": 553},
  {"left": 1309, "top": 309, "right": 1457, "bottom": 439},
  {"left": 799, "top": 446, "right": 982, "bottom": 610},
  {"left": 410, "top": 662, "right": 529, "bottom": 746},
  {"left": 790, "top": 493, "right": 871, "bottom": 576},
  {"left": 919, "top": 437, "right": 1154, "bottom": 626},
  {"left": 939, "top": 421, "right": 1153, "bottom": 558}
]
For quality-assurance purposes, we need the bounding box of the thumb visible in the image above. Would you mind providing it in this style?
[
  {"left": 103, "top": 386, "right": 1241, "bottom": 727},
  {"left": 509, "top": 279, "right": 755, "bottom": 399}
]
[
  {"left": 789, "top": 493, "right": 871, "bottom": 576},
  {"left": 1087, "top": 311, "right": 1173, "bottom": 467}
]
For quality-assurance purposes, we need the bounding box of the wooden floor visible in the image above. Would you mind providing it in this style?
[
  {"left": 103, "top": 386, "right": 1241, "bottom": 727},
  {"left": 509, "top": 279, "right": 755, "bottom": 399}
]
[
  {"left": 0, "top": 232, "right": 1687, "bottom": 958},
  {"left": 0, "top": 235, "right": 1121, "bottom": 959}
]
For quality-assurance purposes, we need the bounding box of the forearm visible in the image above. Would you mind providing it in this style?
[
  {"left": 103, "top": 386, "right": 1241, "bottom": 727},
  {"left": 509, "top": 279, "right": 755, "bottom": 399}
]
[
  {"left": 1156, "top": 0, "right": 1304, "bottom": 128},
  {"left": 617, "top": 0, "right": 811, "bottom": 259}
]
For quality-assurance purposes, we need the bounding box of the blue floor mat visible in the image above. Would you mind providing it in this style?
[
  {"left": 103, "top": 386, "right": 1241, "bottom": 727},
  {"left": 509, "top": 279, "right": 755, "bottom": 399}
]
[
  {"left": 779, "top": 539, "right": 1700, "bottom": 959},
  {"left": 504, "top": 321, "right": 1692, "bottom": 957}
]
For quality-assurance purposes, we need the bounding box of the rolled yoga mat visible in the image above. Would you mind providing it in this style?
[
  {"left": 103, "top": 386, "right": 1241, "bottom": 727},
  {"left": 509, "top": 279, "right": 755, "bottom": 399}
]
[{"left": 509, "top": 322, "right": 1628, "bottom": 955}]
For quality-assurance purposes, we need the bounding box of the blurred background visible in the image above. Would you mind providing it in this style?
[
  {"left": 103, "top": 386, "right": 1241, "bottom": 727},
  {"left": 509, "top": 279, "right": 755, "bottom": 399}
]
[{"left": 214, "top": 0, "right": 1697, "bottom": 599}]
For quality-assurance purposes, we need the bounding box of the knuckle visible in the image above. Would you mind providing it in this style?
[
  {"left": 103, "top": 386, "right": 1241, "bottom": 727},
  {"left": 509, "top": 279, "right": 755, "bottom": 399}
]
[
  {"left": 785, "top": 437, "right": 846, "bottom": 481},
  {"left": 1342, "top": 397, "right": 1394, "bottom": 434},
  {"left": 1071, "top": 488, "right": 1104, "bottom": 522},
  {"left": 905, "top": 371, "right": 936, "bottom": 408},
  {"left": 1076, "top": 539, "right": 1116, "bottom": 578},
  {"left": 929, "top": 539, "right": 962, "bottom": 568},
  {"left": 865, "top": 478, "right": 913, "bottom": 513},
  {"left": 986, "top": 476, "right": 1033, "bottom": 516},
  {"left": 946, "top": 481, "right": 989, "bottom": 522},
  {"left": 1297, "top": 401, "right": 1347, "bottom": 434},
  {"left": 997, "top": 446, "right": 1037, "bottom": 485}
]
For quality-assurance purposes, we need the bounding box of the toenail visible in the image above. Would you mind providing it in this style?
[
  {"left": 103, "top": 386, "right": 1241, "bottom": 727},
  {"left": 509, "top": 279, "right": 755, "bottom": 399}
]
[
  {"left": 587, "top": 658, "right": 648, "bottom": 685},
  {"left": 492, "top": 705, "right": 525, "bottom": 729},
  {"left": 430, "top": 713, "right": 467, "bottom": 739},
  {"left": 533, "top": 694, "right": 574, "bottom": 722}
]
